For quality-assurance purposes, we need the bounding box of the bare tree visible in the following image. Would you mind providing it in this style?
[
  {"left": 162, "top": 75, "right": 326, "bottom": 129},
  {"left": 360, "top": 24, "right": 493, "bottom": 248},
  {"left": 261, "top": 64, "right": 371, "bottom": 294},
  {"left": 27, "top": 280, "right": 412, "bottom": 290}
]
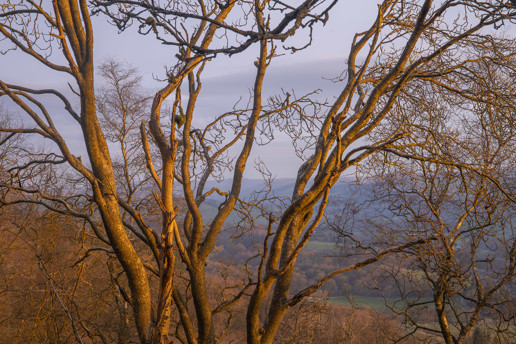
[
  {"left": 1, "top": 1, "right": 516, "bottom": 344},
  {"left": 353, "top": 56, "right": 516, "bottom": 343},
  {"left": 368, "top": 159, "right": 515, "bottom": 343}
]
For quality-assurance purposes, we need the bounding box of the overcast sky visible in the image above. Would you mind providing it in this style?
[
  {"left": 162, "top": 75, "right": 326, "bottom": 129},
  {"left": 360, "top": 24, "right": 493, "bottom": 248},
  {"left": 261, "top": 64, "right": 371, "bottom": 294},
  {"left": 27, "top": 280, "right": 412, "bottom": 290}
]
[{"left": 1, "top": 2, "right": 379, "bottom": 179}]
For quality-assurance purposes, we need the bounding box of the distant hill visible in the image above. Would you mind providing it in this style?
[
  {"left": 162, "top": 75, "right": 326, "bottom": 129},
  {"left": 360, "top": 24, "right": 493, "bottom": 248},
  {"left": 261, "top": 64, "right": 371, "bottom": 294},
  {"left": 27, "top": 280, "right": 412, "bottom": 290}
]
[
  {"left": 198, "top": 177, "right": 367, "bottom": 228},
  {"left": 203, "top": 177, "right": 360, "bottom": 201}
]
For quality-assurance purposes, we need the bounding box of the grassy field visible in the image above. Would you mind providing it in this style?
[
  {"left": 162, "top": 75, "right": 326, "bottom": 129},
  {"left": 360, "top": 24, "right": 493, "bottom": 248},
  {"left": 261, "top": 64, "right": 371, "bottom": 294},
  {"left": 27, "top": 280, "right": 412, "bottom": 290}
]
[
  {"left": 328, "top": 295, "right": 401, "bottom": 311},
  {"left": 305, "top": 240, "right": 336, "bottom": 250}
]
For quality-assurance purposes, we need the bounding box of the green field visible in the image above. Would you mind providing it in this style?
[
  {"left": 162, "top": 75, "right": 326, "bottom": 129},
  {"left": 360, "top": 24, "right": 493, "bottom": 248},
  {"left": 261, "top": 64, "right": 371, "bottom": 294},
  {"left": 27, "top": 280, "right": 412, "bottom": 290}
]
[
  {"left": 328, "top": 296, "right": 400, "bottom": 311},
  {"left": 305, "top": 240, "right": 336, "bottom": 250}
]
